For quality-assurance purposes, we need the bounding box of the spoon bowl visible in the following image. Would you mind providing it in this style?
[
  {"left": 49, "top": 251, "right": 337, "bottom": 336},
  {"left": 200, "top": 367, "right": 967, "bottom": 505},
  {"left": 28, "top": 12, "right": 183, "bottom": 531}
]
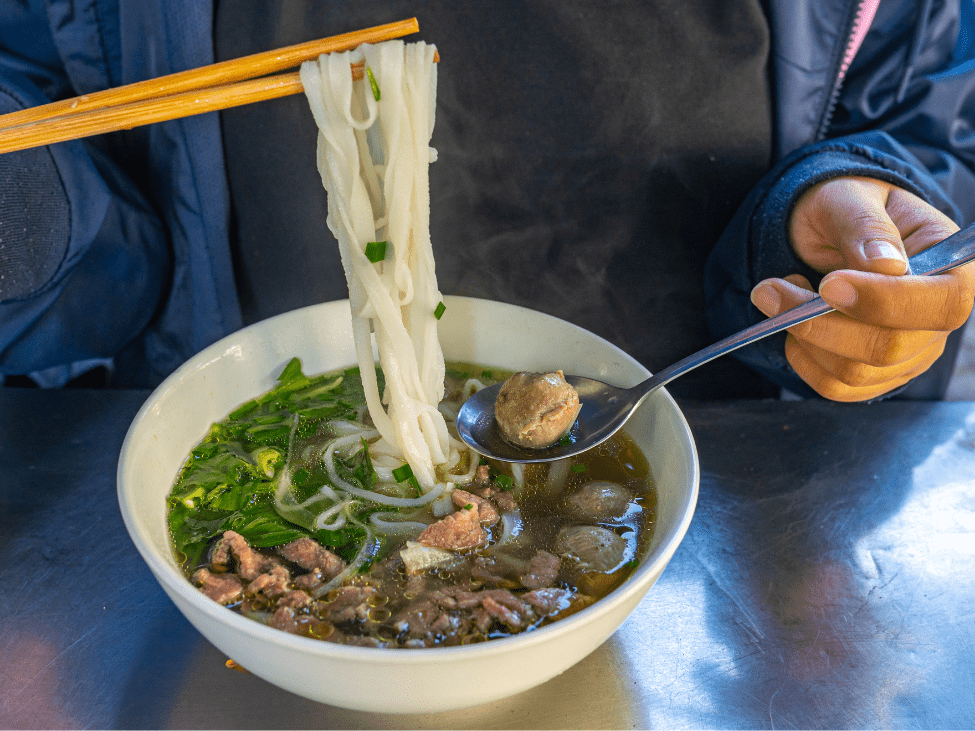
[
  {"left": 457, "top": 376, "right": 640, "bottom": 463},
  {"left": 458, "top": 222, "right": 975, "bottom": 463}
]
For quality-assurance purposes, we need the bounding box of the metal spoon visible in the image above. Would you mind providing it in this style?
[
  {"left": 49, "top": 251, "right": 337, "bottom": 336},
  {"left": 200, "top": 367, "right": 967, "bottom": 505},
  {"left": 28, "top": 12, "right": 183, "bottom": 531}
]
[{"left": 457, "top": 222, "right": 975, "bottom": 463}]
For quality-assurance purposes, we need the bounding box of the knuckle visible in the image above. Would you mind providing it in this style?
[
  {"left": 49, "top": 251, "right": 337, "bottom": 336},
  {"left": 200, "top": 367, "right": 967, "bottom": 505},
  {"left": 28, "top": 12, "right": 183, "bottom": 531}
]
[
  {"left": 943, "top": 285, "right": 975, "bottom": 331},
  {"left": 871, "top": 330, "right": 914, "bottom": 367},
  {"left": 835, "top": 361, "right": 877, "bottom": 388},
  {"left": 813, "top": 378, "right": 861, "bottom": 402},
  {"left": 848, "top": 210, "right": 896, "bottom": 239}
]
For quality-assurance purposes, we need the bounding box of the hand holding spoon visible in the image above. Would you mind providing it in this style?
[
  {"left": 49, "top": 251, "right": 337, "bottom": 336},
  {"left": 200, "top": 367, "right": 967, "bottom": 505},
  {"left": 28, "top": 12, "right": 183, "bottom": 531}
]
[{"left": 456, "top": 223, "right": 975, "bottom": 463}]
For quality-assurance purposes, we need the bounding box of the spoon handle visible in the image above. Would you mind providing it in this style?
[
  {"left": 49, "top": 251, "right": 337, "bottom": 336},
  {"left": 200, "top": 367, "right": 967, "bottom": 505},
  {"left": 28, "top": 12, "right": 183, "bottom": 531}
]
[
  {"left": 639, "top": 221, "right": 975, "bottom": 398},
  {"left": 642, "top": 296, "right": 833, "bottom": 395}
]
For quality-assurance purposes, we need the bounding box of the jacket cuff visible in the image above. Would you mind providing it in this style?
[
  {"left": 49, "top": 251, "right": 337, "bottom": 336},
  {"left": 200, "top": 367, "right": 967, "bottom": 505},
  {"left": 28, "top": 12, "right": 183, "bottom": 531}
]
[
  {"left": 749, "top": 132, "right": 951, "bottom": 289},
  {"left": 705, "top": 131, "right": 955, "bottom": 399}
]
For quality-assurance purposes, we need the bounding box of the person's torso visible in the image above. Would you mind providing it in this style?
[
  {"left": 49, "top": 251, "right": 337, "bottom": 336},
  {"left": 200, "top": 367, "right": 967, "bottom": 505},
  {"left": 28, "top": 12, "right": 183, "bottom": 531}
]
[{"left": 217, "top": 0, "right": 775, "bottom": 398}]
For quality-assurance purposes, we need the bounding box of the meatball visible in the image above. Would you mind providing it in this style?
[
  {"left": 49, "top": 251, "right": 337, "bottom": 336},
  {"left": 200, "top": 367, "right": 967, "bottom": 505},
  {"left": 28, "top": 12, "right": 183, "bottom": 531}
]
[
  {"left": 494, "top": 370, "right": 582, "bottom": 448},
  {"left": 553, "top": 525, "right": 629, "bottom": 573},
  {"left": 564, "top": 481, "right": 637, "bottom": 522}
]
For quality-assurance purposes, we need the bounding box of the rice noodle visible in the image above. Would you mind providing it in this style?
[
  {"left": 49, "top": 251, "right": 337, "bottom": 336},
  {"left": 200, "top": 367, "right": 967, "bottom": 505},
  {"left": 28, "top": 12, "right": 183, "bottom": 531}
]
[
  {"left": 301, "top": 41, "right": 449, "bottom": 491},
  {"left": 312, "top": 504, "right": 378, "bottom": 598},
  {"left": 369, "top": 511, "right": 428, "bottom": 536}
]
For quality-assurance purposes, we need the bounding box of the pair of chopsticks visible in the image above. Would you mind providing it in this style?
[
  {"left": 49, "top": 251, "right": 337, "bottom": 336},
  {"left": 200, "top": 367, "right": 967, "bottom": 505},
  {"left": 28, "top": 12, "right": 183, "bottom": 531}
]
[{"left": 0, "top": 18, "right": 433, "bottom": 156}]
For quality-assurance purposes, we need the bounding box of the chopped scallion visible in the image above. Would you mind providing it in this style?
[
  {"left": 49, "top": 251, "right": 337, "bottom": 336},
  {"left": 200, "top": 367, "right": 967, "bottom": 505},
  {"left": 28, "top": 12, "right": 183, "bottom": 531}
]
[
  {"left": 495, "top": 474, "right": 514, "bottom": 489},
  {"left": 464, "top": 503, "right": 474, "bottom": 510},
  {"left": 434, "top": 301, "right": 446, "bottom": 320},
  {"left": 392, "top": 463, "right": 414, "bottom": 483},
  {"left": 366, "top": 67, "right": 380, "bottom": 100},
  {"left": 571, "top": 464, "right": 587, "bottom": 473},
  {"left": 364, "top": 240, "right": 387, "bottom": 263}
]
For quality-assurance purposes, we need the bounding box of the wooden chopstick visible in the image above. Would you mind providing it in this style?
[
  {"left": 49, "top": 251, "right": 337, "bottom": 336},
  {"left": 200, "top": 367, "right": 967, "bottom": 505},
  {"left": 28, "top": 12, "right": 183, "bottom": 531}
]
[{"left": 0, "top": 18, "right": 424, "bottom": 155}]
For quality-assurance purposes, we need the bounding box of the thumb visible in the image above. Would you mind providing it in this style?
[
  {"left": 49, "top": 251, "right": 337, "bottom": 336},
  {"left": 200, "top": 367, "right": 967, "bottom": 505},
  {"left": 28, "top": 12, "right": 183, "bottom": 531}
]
[
  {"left": 830, "top": 180, "right": 909, "bottom": 276},
  {"left": 792, "top": 177, "right": 909, "bottom": 276}
]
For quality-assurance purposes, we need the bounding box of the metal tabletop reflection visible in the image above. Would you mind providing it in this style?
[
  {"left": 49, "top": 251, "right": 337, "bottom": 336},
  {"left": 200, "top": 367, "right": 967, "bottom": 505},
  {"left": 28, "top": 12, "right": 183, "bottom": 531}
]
[{"left": 1, "top": 391, "right": 973, "bottom": 729}]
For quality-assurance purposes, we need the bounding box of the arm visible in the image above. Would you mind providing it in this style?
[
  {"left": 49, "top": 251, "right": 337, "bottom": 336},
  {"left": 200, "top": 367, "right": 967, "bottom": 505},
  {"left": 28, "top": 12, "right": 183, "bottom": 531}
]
[
  {"left": 0, "top": 57, "right": 170, "bottom": 384},
  {"left": 706, "top": 3, "right": 975, "bottom": 401}
]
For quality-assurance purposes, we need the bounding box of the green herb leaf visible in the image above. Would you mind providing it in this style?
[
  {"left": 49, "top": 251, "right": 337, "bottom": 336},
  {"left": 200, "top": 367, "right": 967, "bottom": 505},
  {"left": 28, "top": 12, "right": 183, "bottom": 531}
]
[
  {"left": 433, "top": 301, "right": 446, "bottom": 320},
  {"left": 334, "top": 439, "right": 377, "bottom": 491},
  {"left": 364, "top": 240, "right": 387, "bottom": 263},
  {"left": 571, "top": 464, "right": 587, "bottom": 473},
  {"left": 277, "top": 357, "right": 305, "bottom": 385}
]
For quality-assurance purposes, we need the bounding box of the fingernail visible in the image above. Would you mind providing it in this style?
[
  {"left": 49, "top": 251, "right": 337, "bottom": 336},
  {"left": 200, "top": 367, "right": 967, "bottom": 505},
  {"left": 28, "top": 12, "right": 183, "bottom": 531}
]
[
  {"left": 862, "top": 239, "right": 906, "bottom": 263},
  {"left": 750, "top": 283, "right": 780, "bottom": 314},
  {"left": 820, "top": 277, "right": 857, "bottom": 308}
]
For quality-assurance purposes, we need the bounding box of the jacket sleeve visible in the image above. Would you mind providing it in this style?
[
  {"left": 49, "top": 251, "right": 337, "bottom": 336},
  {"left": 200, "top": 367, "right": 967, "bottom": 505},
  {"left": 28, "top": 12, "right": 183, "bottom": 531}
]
[
  {"left": 705, "top": 2, "right": 975, "bottom": 398},
  {"left": 0, "top": 66, "right": 170, "bottom": 385}
]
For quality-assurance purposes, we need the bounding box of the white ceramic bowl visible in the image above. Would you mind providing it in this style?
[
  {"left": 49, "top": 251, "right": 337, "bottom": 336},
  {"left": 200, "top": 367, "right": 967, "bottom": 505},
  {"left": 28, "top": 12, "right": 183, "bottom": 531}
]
[{"left": 117, "top": 296, "right": 698, "bottom": 713}]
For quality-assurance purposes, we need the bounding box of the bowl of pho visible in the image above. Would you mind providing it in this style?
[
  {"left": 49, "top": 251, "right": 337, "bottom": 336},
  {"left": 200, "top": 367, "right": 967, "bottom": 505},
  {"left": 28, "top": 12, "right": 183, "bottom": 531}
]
[
  {"left": 117, "top": 295, "right": 698, "bottom": 712},
  {"left": 119, "top": 40, "right": 697, "bottom": 712}
]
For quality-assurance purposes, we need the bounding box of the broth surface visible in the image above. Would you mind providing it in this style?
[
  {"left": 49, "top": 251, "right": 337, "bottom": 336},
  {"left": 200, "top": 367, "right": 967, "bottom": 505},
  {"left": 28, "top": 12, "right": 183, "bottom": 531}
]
[{"left": 168, "top": 361, "right": 656, "bottom": 647}]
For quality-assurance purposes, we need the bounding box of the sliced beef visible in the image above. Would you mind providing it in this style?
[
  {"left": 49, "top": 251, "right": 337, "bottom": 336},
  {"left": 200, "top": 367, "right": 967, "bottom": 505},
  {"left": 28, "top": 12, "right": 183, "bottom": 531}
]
[
  {"left": 335, "top": 633, "right": 389, "bottom": 648},
  {"left": 268, "top": 606, "right": 299, "bottom": 634},
  {"left": 471, "top": 554, "right": 525, "bottom": 588},
  {"left": 428, "top": 585, "right": 482, "bottom": 610},
  {"left": 277, "top": 589, "right": 313, "bottom": 609},
  {"left": 210, "top": 530, "right": 270, "bottom": 581},
  {"left": 392, "top": 599, "right": 441, "bottom": 639},
  {"left": 293, "top": 568, "right": 325, "bottom": 592},
  {"left": 520, "top": 550, "right": 561, "bottom": 589},
  {"left": 403, "top": 575, "right": 427, "bottom": 598},
  {"left": 246, "top": 564, "right": 291, "bottom": 600},
  {"left": 276, "top": 537, "right": 345, "bottom": 579},
  {"left": 472, "top": 482, "right": 518, "bottom": 513},
  {"left": 488, "top": 489, "right": 518, "bottom": 513},
  {"left": 416, "top": 504, "right": 487, "bottom": 550},
  {"left": 473, "top": 607, "right": 493, "bottom": 633},
  {"left": 481, "top": 595, "right": 524, "bottom": 629},
  {"left": 318, "top": 585, "right": 375, "bottom": 624},
  {"left": 192, "top": 568, "right": 243, "bottom": 605},
  {"left": 471, "top": 464, "right": 491, "bottom": 487},
  {"left": 451, "top": 488, "right": 500, "bottom": 526},
  {"left": 523, "top": 587, "right": 574, "bottom": 615}
]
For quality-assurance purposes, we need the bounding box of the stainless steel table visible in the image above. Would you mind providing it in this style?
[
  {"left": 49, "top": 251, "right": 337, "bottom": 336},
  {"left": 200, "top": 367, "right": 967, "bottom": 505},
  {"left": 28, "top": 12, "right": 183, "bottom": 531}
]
[{"left": 2, "top": 389, "right": 973, "bottom": 729}]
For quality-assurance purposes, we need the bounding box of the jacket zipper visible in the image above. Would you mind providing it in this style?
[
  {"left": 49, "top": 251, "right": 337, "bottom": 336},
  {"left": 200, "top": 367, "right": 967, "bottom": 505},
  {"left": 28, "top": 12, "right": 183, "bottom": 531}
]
[{"left": 814, "top": 0, "right": 871, "bottom": 142}]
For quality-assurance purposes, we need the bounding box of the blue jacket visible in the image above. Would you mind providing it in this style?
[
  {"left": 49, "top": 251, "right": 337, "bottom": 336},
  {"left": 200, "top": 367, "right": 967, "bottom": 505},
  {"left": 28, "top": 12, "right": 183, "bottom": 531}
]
[{"left": 0, "top": 0, "right": 973, "bottom": 393}]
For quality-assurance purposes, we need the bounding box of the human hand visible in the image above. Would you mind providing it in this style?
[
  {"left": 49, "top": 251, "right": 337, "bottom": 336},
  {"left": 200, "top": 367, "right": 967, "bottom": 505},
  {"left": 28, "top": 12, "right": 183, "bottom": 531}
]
[{"left": 750, "top": 176, "right": 975, "bottom": 401}]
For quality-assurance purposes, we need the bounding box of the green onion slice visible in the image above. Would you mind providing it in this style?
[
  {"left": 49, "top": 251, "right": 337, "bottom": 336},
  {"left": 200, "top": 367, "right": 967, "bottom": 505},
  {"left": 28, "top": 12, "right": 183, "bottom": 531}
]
[
  {"left": 365, "top": 241, "right": 387, "bottom": 263},
  {"left": 366, "top": 67, "right": 380, "bottom": 101},
  {"left": 434, "top": 301, "right": 446, "bottom": 320},
  {"left": 494, "top": 474, "right": 514, "bottom": 489},
  {"left": 392, "top": 463, "right": 414, "bottom": 483}
]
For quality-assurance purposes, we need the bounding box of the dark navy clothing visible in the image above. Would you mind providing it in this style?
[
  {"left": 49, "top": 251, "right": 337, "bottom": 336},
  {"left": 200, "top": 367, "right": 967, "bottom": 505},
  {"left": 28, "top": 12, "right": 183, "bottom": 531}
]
[
  {"left": 217, "top": 0, "right": 775, "bottom": 399},
  {"left": 0, "top": 1, "right": 973, "bottom": 398}
]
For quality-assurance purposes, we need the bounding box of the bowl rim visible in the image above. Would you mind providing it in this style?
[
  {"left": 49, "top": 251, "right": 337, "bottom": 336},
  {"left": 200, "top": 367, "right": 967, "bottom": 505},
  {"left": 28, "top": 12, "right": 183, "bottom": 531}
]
[{"left": 117, "top": 296, "right": 700, "bottom": 662}]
